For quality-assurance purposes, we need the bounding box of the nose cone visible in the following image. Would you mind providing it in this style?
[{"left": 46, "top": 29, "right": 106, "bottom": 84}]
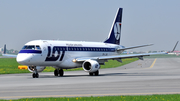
[{"left": 16, "top": 54, "right": 32, "bottom": 65}]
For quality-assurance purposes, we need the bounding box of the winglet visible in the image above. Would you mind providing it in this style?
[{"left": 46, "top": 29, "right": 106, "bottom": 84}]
[
  {"left": 172, "top": 41, "right": 179, "bottom": 52},
  {"left": 104, "top": 8, "right": 123, "bottom": 45}
]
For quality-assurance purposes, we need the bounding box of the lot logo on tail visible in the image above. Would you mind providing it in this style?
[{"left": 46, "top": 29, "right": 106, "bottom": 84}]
[
  {"left": 104, "top": 8, "right": 123, "bottom": 45},
  {"left": 114, "top": 22, "right": 121, "bottom": 40}
]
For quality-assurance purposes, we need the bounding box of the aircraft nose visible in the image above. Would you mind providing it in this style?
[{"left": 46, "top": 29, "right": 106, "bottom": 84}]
[{"left": 16, "top": 54, "right": 32, "bottom": 65}]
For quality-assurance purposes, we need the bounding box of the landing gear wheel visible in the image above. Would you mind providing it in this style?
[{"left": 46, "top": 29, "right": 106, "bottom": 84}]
[
  {"left": 32, "top": 73, "right": 35, "bottom": 78},
  {"left": 89, "top": 70, "right": 99, "bottom": 76},
  {"left": 94, "top": 70, "right": 99, "bottom": 76},
  {"left": 54, "top": 69, "right": 64, "bottom": 77},
  {"left": 59, "top": 69, "right": 64, "bottom": 76},
  {"left": 54, "top": 69, "right": 58, "bottom": 76},
  {"left": 89, "top": 73, "right": 93, "bottom": 76},
  {"left": 32, "top": 73, "right": 39, "bottom": 78}
]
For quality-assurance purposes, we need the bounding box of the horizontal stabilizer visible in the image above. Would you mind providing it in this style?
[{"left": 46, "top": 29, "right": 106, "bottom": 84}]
[{"left": 117, "top": 44, "right": 153, "bottom": 51}]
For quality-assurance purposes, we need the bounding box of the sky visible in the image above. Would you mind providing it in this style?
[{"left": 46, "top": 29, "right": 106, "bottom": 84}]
[{"left": 0, "top": 0, "right": 180, "bottom": 51}]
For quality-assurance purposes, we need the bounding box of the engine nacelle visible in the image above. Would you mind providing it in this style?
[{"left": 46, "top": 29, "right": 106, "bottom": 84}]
[
  {"left": 28, "top": 66, "right": 46, "bottom": 73},
  {"left": 82, "top": 60, "right": 100, "bottom": 73}
]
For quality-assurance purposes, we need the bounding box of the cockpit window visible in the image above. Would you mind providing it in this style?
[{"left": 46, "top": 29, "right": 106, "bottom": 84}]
[
  {"left": 22, "top": 45, "right": 41, "bottom": 50},
  {"left": 36, "top": 45, "right": 41, "bottom": 50},
  {"left": 27, "top": 45, "right": 35, "bottom": 49},
  {"left": 22, "top": 46, "right": 28, "bottom": 49}
]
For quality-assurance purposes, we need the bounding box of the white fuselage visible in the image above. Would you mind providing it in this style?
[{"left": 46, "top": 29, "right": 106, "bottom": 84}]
[{"left": 16, "top": 40, "right": 123, "bottom": 69}]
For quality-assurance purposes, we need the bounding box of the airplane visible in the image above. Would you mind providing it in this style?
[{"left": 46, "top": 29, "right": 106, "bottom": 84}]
[{"left": 3, "top": 8, "right": 163, "bottom": 78}]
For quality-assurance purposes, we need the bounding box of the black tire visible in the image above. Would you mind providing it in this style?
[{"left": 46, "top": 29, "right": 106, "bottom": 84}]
[
  {"left": 32, "top": 73, "right": 36, "bottom": 78},
  {"left": 59, "top": 69, "right": 64, "bottom": 76},
  {"left": 36, "top": 73, "right": 39, "bottom": 78},
  {"left": 89, "top": 73, "right": 93, "bottom": 76},
  {"left": 32, "top": 73, "right": 39, "bottom": 78},
  {"left": 54, "top": 69, "right": 58, "bottom": 76},
  {"left": 94, "top": 70, "right": 99, "bottom": 76}
]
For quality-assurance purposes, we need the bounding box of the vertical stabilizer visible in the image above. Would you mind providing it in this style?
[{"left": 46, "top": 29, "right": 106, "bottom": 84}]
[
  {"left": 3, "top": 44, "right": 6, "bottom": 54},
  {"left": 104, "top": 8, "right": 123, "bottom": 45}
]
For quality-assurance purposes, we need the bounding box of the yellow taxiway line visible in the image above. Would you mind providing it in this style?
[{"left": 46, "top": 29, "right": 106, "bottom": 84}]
[{"left": 149, "top": 58, "right": 157, "bottom": 68}]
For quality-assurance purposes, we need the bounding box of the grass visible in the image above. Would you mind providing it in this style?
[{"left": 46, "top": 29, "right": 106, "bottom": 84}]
[
  {"left": 0, "top": 58, "right": 138, "bottom": 74},
  {"left": 0, "top": 58, "right": 30, "bottom": 74},
  {"left": 1, "top": 94, "right": 180, "bottom": 101}
]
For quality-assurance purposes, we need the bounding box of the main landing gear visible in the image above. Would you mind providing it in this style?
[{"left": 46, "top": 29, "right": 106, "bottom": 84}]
[
  {"left": 54, "top": 69, "right": 64, "bottom": 77},
  {"left": 89, "top": 70, "right": 99, "bottom": 76},
  {"left": 32, "top": 67, "right": 39, "bottom": 78}
]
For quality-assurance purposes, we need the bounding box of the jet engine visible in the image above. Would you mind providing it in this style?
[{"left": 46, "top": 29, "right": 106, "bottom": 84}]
[
  {"left": 82, "top": 60, "right": 100, "bottom": 73},
  {"left": 28, "top": 66, "right": 46, "bottom": 72}
]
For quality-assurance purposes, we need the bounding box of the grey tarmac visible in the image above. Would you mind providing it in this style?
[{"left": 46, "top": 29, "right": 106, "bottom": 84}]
[{"left": 0, "top": 58, "right": 180, "bottom": 99}]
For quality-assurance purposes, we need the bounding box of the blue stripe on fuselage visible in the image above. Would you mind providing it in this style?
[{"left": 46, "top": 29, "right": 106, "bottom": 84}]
[
  {"left": 19, "top": 50, "right": 42, "bottom": 54},
  {"left": 19, "top": 47, "right": 115, "bottom": 54}
]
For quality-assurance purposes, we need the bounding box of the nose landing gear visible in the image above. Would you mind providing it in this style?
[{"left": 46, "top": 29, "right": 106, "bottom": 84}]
[
  {"left": 32, "top": 73, "right": 39, "bottom": 78},
  {"left": 32, "top": 67, "right": 39, "bottom": 78}
]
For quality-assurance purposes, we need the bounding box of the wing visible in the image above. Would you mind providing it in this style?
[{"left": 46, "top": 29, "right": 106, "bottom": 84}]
[
  {"left": 2, "top": 44, "right": 17, "bottom": 58},
  {"left": 73, "top": 52, "right": 165, "bottom": 63},
  {"left": 2, "top": 54, "right": 17, "bottom": 58},
  {"left": 73, "top": 43, "right": 162, "bottom": 63}
]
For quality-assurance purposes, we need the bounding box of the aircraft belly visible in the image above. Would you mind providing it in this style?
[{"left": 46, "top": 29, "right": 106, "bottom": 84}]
[{"left": 40, "top": 51, "right": 116, "bottom": 68}]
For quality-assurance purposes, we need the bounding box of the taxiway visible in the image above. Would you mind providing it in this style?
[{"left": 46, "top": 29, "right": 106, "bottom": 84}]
[{"left": 0, "top": 58, "right": 180, "bottom": 99}]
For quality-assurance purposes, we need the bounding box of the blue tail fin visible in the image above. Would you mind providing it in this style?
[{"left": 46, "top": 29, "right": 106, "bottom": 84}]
[{"left": 104, "top": 8, "right": 123, "bottom": 45}]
